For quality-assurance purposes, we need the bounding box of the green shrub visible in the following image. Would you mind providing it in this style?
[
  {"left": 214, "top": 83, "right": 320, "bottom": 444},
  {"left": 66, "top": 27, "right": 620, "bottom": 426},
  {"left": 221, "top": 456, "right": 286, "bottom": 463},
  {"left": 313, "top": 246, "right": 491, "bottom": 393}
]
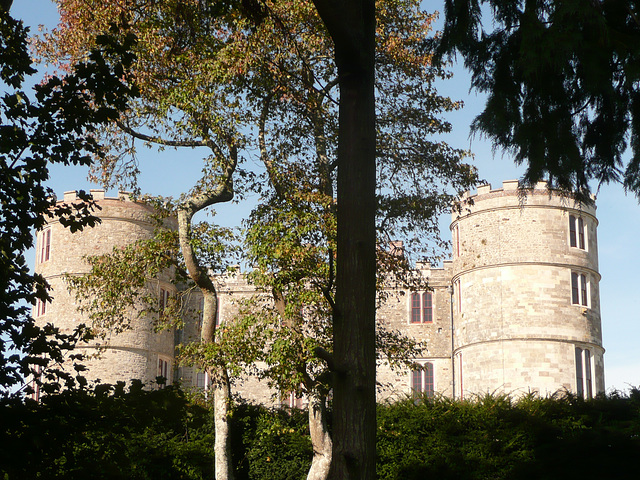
[
  {"left": 377, "top": 390, "right": 640, "bottom": 480},
  {"left": 233, "top": 403, "right": 312, "bottom": 480},
  {"left": 3, "top": 386, "right": 640, "bottom": 480}
]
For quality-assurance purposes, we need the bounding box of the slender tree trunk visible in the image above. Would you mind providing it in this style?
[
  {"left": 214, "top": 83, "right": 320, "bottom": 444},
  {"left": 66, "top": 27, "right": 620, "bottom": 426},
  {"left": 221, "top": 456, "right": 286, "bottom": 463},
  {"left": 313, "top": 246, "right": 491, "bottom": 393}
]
[
  {"left": 213, "top": 367, "right": 234, "bottom": 480},
  {"left": 311, "top": 1, "right": 377, "bottom": 479},
  {"left": 307, "top": 391, "right": 333, "bottom": 480},
  {"left": 176, "top": 154, "right": 236, "bottom": 480}
]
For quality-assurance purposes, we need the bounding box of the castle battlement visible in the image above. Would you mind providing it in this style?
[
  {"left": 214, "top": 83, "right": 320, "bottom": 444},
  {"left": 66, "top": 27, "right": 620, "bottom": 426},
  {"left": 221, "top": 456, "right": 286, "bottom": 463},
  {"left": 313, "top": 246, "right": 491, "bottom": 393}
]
[{"left": 61, "top": 189, "right": 137, "bottom": 203}]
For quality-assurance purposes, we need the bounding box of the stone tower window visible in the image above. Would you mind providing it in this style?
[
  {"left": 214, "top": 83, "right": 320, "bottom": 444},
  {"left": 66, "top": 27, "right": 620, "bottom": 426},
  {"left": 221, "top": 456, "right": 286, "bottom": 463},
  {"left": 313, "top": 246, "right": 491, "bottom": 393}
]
[
  {"left": 410, "top": 292, "right": 433, "bottom": 323},
  {"left": 39, "top": 228, "right": 51, "bottom": 263},
  {"left": 35, "top": 298, "right": 46, "bottom": 317},
  {"left": 569, "top": 215, "right": 587, "bottom": 250},
  {"left": 575, "top": 347, "right": 593, "bottom": 399},
  {"left": 283, "top": 391, "right": 305, "bottom": 409},
  {"left": 159, "top": 288, "right": 170, "bottom": 317},
  {"left": 571, "top": 272, "right": 589, "bottom": 306},
  {"left": 411, "top": 362, "right": 434, "bottom": 397},
  {"left": 157, "top": 357, "right": 171, "bottom": 388}
]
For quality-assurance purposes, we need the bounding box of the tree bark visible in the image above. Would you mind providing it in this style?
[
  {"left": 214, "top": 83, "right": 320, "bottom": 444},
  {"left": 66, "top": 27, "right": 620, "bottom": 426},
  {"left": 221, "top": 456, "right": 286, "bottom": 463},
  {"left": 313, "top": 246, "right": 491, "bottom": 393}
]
[
  {"left": 213, "top": 366, "right": 234, "bottom": 480},
  {"left": 176, "top": 149, "right": 237, "bottom": 480},
  {"left": 311, "top": 1, "right": 377, "bottom": 479},
  {"left": 307, "top": 391, "right": 333, "bottom": 480}
]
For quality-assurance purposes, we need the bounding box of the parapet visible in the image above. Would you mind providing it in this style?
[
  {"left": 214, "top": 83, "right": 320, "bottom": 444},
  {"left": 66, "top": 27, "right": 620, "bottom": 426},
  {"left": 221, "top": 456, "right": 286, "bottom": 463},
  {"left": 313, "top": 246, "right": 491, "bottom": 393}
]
[
  {"left": 454, "top": 180, "right": 597, "bottom": 220},
  {"left": 61, "top": 189, "right": 135, "bottom": 203}
]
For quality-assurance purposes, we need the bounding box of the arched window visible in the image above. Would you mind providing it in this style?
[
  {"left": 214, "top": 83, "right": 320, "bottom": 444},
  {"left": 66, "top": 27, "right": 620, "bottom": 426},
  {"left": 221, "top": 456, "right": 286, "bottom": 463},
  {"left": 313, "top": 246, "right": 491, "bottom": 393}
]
[
  {"left": 410, "top": 292, "right": 433, "bottom": 323},
  {"left": 411, "top": 362, "right": 434, "bottom": 398}
]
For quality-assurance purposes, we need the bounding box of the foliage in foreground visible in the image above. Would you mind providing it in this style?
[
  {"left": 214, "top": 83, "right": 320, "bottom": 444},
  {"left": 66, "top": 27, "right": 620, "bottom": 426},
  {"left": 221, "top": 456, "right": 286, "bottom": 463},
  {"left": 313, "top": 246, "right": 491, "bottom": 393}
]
[
  {"left": 2, "top": 386, "right": 640, "bottom": 479},
  {"left": 0, "top": 6, "right": 137, "bottom": 396}
]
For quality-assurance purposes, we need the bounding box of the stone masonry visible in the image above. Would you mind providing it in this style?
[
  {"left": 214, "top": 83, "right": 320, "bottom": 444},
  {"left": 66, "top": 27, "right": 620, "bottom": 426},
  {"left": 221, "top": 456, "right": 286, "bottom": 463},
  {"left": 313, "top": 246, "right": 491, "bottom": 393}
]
[{"left": 34, "top": 181, "right": 605, "bottom": 402}]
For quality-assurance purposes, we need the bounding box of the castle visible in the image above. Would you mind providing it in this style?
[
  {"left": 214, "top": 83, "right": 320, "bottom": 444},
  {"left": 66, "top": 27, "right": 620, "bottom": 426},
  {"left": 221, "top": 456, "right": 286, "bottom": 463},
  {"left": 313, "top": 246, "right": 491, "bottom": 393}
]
[{"left": 34, "top": 180, "right": 605, "bottom": 402}]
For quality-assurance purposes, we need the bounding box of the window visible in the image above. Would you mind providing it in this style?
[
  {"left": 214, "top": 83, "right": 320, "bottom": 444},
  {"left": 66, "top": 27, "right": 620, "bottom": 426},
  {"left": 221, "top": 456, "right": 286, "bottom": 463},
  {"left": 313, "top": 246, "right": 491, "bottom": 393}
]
[
  {"left": 157, "top": 357, "right": 171, "bottom": 388},
  {"left": 569, "top": 215, "right": 586, "bottom": 250},
  {"left": 196, "top": 371, "right": 209, "bottom": 389},
  {"left": 454, "top": 224, "right": 460, "bottom": 257},
  {"left": 575, "top": 347, "right": 593, "bottom": 399},
  {"left": 411, "top": 362, "right": 434, "bottom": 398},
  {"left": 159, "top": 288, "right": 170, "bottom": 316},
  {"left": 571, "top": 272, "right": 589, "bottom": 306},
  {"left": 455, "top": 279, "right": 461, "bottom": 313},
  {"left": 410, "top": 292, "right": 433, "bottom": 323},
  {"left": 39, "top": 228, "right": 51, "bottom": 263},
  {"left": 35, "top": 298, "right": 46, "bottom": 317},
  {"left": 288, "top": 392, "right": 305, "bottom": 409},
  {"left": 575, "top": 347, "right": 583, "bottom": 397},
  {"left": 30, "top": 364, "right": 42, "bottom": 402},
  {"left": 584, "top": 351, "right": 593, "bottom": 399}
]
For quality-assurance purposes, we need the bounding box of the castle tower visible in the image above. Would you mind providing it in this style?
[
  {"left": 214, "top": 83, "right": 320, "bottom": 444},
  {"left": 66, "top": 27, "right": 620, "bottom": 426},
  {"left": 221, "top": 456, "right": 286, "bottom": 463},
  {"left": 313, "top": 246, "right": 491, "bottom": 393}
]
[
  {"left": 33, "top": 190, "right": 176, "bottom": 387},
  {"left": 450, "top": 180, "right": 604, "bottom": 398}
]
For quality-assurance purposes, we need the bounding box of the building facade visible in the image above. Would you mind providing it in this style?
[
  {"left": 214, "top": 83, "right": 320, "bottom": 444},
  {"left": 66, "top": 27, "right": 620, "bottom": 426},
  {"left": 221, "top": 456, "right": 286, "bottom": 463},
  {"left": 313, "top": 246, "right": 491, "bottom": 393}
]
[{"left": 34, "top": 181, "right": 605, "bottom": 401}]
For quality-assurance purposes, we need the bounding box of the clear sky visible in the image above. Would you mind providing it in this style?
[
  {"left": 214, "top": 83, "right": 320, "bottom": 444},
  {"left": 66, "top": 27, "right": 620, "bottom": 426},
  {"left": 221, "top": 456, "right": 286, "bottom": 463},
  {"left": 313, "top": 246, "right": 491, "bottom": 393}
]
[{"left": 13, "top": 0, "right": 640, "bottom": 393}]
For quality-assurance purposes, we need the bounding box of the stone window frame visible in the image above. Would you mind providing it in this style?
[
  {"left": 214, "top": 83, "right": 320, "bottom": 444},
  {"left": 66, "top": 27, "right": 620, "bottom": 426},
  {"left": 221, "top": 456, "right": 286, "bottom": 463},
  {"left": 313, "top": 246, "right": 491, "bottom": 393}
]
[
  {"left": 409, "top": 291, "right": 434, "bottom": 324},
  {"left": 411, "top": 361, "right": 434, "bottom": 398},
  {"left": 35, "top": 298, "right": 46, "bottom": 317},
  {"left": 157, "top": 356, "right": 171, "bottom": 388},
  {"left": 575, "top": 347, "right": 593, "bottom": 399},
  {"left": 568, "top": 214, "right": 587, "bottom": 251},
  {"left": 570, "top": 271, "right": 590, "bottom": 307},
  {"left": 39, "top": 227, "right": 51, "bottom": 263}
]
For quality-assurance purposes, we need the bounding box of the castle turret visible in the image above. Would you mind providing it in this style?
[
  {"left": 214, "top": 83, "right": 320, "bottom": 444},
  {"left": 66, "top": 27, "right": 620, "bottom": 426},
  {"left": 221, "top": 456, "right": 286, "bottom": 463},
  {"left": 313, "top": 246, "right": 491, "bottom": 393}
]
[
  {"left": 33, "top": 190, "right": 176, "bottom": 387},
  {"left": 450, "top": 181, "right": 604, "bottom": 398}
]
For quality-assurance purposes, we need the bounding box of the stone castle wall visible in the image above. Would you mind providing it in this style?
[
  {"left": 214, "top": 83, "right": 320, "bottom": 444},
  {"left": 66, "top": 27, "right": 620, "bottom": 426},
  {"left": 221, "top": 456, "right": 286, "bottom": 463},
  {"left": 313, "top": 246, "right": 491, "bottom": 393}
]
[
  {"left": 34, "top": 190, "right": 175, "bottom": 387},
  {"left": 451, "top": 181, "right": 604, "bottom": 398},
  {"left": 36, "top": 181, "right": 606, "bottom": 402}
]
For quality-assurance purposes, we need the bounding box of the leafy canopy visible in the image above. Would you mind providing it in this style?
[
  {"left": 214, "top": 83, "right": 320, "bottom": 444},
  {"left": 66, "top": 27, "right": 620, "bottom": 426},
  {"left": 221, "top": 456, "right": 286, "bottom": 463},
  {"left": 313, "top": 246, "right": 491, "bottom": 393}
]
[{"left": 0, "top": 7, "right": 137, "bottom": 396}]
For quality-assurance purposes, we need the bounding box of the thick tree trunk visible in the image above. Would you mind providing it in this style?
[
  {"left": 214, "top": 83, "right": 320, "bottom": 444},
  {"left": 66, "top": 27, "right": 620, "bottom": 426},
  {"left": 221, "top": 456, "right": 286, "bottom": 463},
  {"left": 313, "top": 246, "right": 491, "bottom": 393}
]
[
  {"left": 307, "top": 391, "right": 333, "bottom": 480},
  {"left": 311, "top": 1, "right": 377, "bottom": 479}
]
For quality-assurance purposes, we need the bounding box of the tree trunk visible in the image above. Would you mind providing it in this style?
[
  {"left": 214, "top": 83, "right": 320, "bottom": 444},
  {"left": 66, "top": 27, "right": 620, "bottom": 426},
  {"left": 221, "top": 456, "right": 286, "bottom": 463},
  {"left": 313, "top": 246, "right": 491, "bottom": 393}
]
[
  {"left": 311, "top": 1, "right": 377, "bottom": 479},
  {"left": 176, "top": 155, "right": 236, "bottom": 480},
  {"left": 213, "top": 367, "right": 234, "bottom": 480},
  {"left": 307, "top": 391, "right": 333, "bottom": 480}
]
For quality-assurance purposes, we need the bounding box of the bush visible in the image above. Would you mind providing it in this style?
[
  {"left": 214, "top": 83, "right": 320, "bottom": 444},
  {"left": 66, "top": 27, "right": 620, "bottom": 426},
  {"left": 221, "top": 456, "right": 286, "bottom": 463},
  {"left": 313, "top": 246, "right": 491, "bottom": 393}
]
[
  {"left": 3, "top": 386, "right": 640, "bottom": 479},
  {"left": 0, "top": 382, "right": 215, "bottom": 480},
  {"left": 233, "top": 403, "right": 312, "bottom": 480},
  {"left": 377, "top": 390, "right": 640, "bottom": 480}
]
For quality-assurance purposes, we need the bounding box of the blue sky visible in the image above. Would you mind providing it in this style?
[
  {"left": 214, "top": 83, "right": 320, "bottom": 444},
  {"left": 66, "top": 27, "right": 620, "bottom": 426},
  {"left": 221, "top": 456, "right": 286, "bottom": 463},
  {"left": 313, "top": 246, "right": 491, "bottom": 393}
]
[{"left": 13, "top": 0, "right": 640, "bottom": 392}]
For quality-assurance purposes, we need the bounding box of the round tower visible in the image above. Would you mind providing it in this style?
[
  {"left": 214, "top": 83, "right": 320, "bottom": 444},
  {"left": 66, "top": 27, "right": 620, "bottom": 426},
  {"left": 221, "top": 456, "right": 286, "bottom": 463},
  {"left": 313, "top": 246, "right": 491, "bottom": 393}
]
[
  {"left": 450, "top": 180, "right": 604, "bottom": 398},
  {"left": 34, "top": 189, "right": 176, "bottom": 387}
]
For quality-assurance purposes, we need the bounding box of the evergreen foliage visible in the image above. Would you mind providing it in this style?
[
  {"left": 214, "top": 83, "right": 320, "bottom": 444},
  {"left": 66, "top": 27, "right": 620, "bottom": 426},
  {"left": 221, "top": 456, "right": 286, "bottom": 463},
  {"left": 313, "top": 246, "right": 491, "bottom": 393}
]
[
  {"left": 438, "top": 0, "right": 640, "bottom": 203},
  {"left": 0, "top": 382, "right": 215, "bottom": 479},
  {"left": 3, "top": 387, "right": 640, "bottom": 480}
]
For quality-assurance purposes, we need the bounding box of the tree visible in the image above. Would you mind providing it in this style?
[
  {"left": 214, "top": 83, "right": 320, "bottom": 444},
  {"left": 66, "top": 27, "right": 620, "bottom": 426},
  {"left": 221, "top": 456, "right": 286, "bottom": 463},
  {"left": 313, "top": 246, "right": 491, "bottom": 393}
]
[
  {"left": 240, "top": 3, "right": 476, "bottom": 478},
  {"left": 0, "top": 4, "right": 136, "bottom": 397},
  {"left": 43, "top": 1, "right": 475, "bottom": 479},
  {"left": 438, "top": 0, "right": 640, "bottom": 202},
  {"left": 301, "top": 0, "right": 377, "bottom": 476}
]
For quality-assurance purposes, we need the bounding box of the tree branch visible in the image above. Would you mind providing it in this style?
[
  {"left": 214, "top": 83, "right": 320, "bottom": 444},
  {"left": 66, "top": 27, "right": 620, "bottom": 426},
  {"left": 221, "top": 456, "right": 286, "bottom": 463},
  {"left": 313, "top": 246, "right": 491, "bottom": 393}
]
[{"left": 116, "top": 119, "right": 218, "bottom": 150}]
